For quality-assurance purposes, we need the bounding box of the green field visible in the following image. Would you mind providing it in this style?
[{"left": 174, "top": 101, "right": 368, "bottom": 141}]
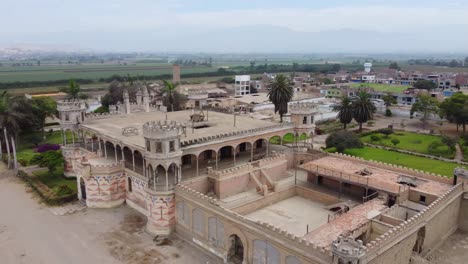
[
  {"left": 351, "top": 83, "right": 410, "bottom": 93},
  {"left": 0, "top": 63, "right": 217, "bottom": 83},
  {"left": 344, "top": 147, "right": 459, "bottom": 177},
  {"left": 361, "top": 131, "right": 454, "bottom": 159}
]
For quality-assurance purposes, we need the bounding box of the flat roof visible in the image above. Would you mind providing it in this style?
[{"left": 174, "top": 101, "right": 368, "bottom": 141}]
[
  {"left": 245, "top": 196, "right": 330, "bottom": 238},
  {"left": 304, "top": 199, "right": 387, "bottom": 248},
  {"left": 81, "top": 110, "right": 283, "bottom": 149},
  {"left": 302, "top": 156, "right": 452, "bottom": 196}
]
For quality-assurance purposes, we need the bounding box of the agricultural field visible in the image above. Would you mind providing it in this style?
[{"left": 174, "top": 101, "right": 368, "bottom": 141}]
[
  {"left": 0, "top": 62, "right": 216, "bottom": 82},
  {"left": 344, "top": 147, "right": 459, "bottom": 177},
  {"left": 351, "top": 83, "right": 410, "bottom": 93},
  {"left": 361, "top": 130, "right": 455, "bottom": 159}
]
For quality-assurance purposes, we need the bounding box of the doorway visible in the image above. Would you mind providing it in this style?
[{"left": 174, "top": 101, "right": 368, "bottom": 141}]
[
  {"left": 228, "top": 234, "right": 244, "bottom": 264},
  {"left": 80, "top": 178, "right": 87, "bottom": 200}
]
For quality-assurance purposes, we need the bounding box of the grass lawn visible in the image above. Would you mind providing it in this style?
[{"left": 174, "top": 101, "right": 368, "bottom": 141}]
[
  {"left": 32, "top": 167, "right": 77, "bottom": 192},
  {"left": 270, "top": 133, "right": 308, "bottom": 144},
  {"left": 16, "top": 130, "right": 69, "bottom": 165},
  {"left": 361, "top": 131, "right": 454, "bottom": 159},
  {"left": 344, "top": 147, "right": 460, "bottom": 177},
  {"left": 351, "top": 83, "right": 410, "bottom": 93}
]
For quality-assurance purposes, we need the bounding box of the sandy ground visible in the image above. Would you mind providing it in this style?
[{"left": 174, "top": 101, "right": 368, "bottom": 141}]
[
  {"left": 0, "top": 164, "right": 221, "bottom": 264},
  {"left": 426, "top": 231, "right": 468, "bottom": 264},
  {"left": 245, "top": 196, "right": 329, "bottom": 237}
]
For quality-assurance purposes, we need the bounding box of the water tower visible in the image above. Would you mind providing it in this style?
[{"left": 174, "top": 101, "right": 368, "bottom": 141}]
[{"left": 364, "top": 63, "right": 372, "bottom": 73}]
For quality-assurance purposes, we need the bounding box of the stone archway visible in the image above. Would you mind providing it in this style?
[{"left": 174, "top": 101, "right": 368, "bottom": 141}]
[
  {"left": 80, "top": 178, "right": 87, "bottom": 200},
  {"left": 228, "top": 234, "right": 244, "bottom": 264}
]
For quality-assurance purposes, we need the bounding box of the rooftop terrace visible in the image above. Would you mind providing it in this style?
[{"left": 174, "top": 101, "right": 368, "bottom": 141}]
[{"left": 82, "top": 110, "right": 290, "bottom": 149}]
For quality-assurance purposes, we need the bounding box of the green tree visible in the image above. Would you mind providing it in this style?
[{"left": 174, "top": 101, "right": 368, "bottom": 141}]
[
  {"left": 391, "top": 138, "right": 400, "bottom": 146},
  {"left": 410, "top": 94, "right": 439, "bottom": 129},
  {"left": 162, "top": 80, "right": 179, "bottom": 112},
  {"left": 59, "top": 79, "right": 87, "bottom": 101},
  {"left": 32, "top": 97, "right": 57, "bottom": 139},
  {"left": 389, "top": 62, "right": 400, "bottom": 70},
  {"left": 326, "top": 130, "right": 362, "bottom": 153},
  {"left": 333, "top": 96, "right": 353, "bottom": 129},
  {"left": 352, "top": 91, "right": 375, "bottom": 132},
  {"left": 414, "top": 80, "right": 437, "bottom": 91},
  {"left": 439, "top": 92, "right": 468, "bottom": 134},
  {"left": 382, "top": 93, "right": 396, "bottom": 109},
  {"left": 268, "top": 74, "right": 294, "bottom": 123}
]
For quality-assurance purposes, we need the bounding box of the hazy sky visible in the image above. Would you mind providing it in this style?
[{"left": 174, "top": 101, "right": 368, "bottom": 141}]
[{"left": 3, "top": 0, "right": 468, "bottom": 52}]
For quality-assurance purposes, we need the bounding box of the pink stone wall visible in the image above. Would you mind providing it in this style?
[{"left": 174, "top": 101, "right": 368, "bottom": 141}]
[
  {"left": 146, "top": 194, "right": 176, "bottom": 233},
  {"left": 126, "top": 175, "right": 148, "bottom": 211},
  {"left": 85, "top": 173, "right": 126, "bottom": 206}
]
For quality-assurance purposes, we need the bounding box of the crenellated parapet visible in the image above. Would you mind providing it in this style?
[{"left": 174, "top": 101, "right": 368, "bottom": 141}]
[
  {"left": 143, "top": 120, "right": 184, "bottom": 139},
  {"left": 180, "top": 122, "right": 294, "bottom": 147},
  {"left": 364, "top": 184, "right": 463, "bottom": 258},
  {"left": 175, "top": 184, "right": 333, "bottom": 263},
  {"left": 57, "top": 100, "right": 87, "bottom": 131},
  {"left": 332, "top": 236, "right": 367, "bottom": 264},
  {"left": 329, "top": 152, "right": 453, "bottom": 185},
  {"left": 289, "top": 102, "right": 318, "bottom": 115},
  {"left": 208, "top": 163, "right": 254, "bottom": 179}
]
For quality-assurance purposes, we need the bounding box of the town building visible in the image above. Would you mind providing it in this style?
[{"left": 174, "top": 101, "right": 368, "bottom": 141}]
[{"left": 235, "top": 75, "right": 251, "bottom": 96}]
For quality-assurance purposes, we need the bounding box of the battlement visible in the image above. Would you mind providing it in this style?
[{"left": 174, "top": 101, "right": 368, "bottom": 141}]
[
  {"left": 365, "top": 184, "right": 463, "bottom": 257},
  {"left": 329, "top": 152, "right": 453, "bottom": 185},
  {"left": 57, "top": 100, "right": 87, "bottom": 111},
  {"left": 180, "top": 122, "right": 294, "bottom": 147},
  {"left": 208, "top": 163, "right": 254, "bottom": 178},
  {"left": 289, "top": 102, "right": 318, "bottom": 114},
  {"left": 175, "top": 184, "right": 332, "bottom": 262},
  {"left": 85, "top": 112, "right": 121, "bottom": 120},
  {"left": 143, "top": 120, "right": 183, "bottom": 139},
  {"left": 332, "top": 235, "right": 366, "bottom": 260}
]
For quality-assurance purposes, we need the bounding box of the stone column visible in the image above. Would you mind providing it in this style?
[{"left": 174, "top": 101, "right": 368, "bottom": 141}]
[
  {"left": 165, "top": 170, "right": 169, "bottom": 191},
  {"left": 266, "top": 140, "right": 269, "bottom": 157},
  {"left": 215, "top": 152, "right": 218, "bottom": 170},
  {"left": 196, "top": 157, "right": 199, "bottom": 177},
  {"left": 250, "top": 143, "right": 254, "bottom": 161},
  {"left": 132, "top": 153, "right": 135, "bottom": 171},
  {"left": 114, "top": 147, "right": 118, "bottom": 162}
]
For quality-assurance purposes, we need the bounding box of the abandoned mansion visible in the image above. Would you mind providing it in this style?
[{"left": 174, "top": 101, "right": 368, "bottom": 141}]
[{"left": 57, "top": 87, "right": 468, "bottom": 264}]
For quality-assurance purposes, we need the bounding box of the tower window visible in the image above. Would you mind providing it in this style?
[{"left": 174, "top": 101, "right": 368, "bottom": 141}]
[
  {"left": 303, "top": 116, "right": 307, "bottom": 124},
  {"left": 169, "top": 141, "right": 175, "bottom": 152},
  {"left": 156, "top": 142, "right": 162, "bottom": 153},
  {"left": 146, "top": 140, "right": 151, "bottom": 151}
]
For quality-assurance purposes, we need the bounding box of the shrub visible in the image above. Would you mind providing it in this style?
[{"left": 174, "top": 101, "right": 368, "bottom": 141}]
[
  {"left": 367, "top": 121, "right": 375, "bottom": 127},
  {"left": 441, "top": 135, "right": 457, "bottom": 152},
  {"left": 391, "top": 138, "right": 400, "bottom": 146},
  {"left": 410, "top": 139, "right": 422, "bottom": 144},
  {"left": 30, "top": 150, "right": 64, "bottom": 172},
  {"left": 326, "top": 130, "right": 362, "bottom": 153},
  {"left": 377, "top": 128, "right": 394, "bottom": 136},
  {"left": 427, "top": 141, "right": 444, "bottom": 155},
  {"left": 52, "top": 185, "right": 74, "bottom": 196},
  {"left": 18, "top": 159, "right": 28, "bottom": 166},
  {"left": 385, "top": 108, "right": 392, "bottom": 117},
  {"left": 37, "top": 144, "right": 61, "bottom": 153},
  {"left": 370, "top": 134, "right": 381, "bottom": 142},
  {"left": 314, "top": 127, "right": 324, "bottom": 135}
]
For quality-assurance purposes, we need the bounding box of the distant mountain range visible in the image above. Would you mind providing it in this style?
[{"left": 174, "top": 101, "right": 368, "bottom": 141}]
[{"left": 2, "top": 25, "right": 468, "bottom": 53}]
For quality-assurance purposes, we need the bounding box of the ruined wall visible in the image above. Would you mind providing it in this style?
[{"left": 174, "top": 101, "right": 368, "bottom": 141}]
[
  {"left": 295, "top": 186, "right": 340, "bottom": 205},
  {"left": 182, "top": 176, "right": 213, "bottom": 194},
  {"left": 230, "top": 187, "right": 296, "bottom": 215}
]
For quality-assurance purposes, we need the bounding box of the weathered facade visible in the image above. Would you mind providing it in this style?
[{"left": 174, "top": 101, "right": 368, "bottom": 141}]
[{"left": 59, "top": 98, "right": 468, "bottom": 264}]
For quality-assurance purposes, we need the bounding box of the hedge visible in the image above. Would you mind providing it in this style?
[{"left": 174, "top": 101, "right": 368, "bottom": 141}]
[{"left": 17, "top": 170, "right": 77, "bottom": 205}]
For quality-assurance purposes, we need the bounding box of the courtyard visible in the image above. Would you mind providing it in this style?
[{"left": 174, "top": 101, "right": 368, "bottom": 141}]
[
  {"left": 0, "top": 164, "right": 221, "bottom": 264},
  {"left": 245, "top": 196, "right": 331, "bottom": 237}
]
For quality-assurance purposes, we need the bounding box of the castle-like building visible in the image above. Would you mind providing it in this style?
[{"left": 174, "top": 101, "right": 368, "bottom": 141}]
[{"left": 58, "top": 92, "right": 468, "bottom": 264}]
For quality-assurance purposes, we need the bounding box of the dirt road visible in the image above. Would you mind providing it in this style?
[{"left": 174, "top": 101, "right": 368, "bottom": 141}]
[{"left": 0, "top": 164, "right": 220, "bottom": 264}]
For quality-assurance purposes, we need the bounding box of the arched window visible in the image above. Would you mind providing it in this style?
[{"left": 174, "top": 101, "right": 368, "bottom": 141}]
[
  {"left": 192, "top": 209, "right": 205, "bottom": 235},
  {"left": 176, "top": 201, "right": 190, "bottom": 226},
  {"left": 253, "top": 240, "right": 280, "bottom": 264},
  {"left": 127, "top": 177, "right": 132, "bottom": 192},
  {"left": 208, "top": 217, "right": 224, "bottom": 248},
  {"left": 286, "top": 255, "right": 301, "bottom": 264}
]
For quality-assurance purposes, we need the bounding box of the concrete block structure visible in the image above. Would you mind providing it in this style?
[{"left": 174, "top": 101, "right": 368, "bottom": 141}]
[
  {"left": 235, "top": 75, "right": 251, "bottom": 96},
  {"left": 58, "top": 96, "right": 468, "bottom": 264}
]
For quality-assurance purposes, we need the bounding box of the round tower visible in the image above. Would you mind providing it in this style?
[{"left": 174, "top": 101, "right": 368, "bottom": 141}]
[
  {"left": 332, "top": 236, "right": 367, "bottom": 264},
  {"left": 142, "top": 120, "right": 183, "bottom": 236},
  {"left": 289, "top": 102, "right": 318, "bottom": 147},
  {"left": 57, "top": 100, "right": 87, "bottom": 176}
]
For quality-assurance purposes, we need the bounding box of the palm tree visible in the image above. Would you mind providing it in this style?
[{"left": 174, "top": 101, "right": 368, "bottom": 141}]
[
  {"left": 268, "top": 74, "right": 294, "bottom": 123},
  {"left": 162, "top": 80, "right": 178, "bottom": 112},
  {"left": 352, "top": 91, "right": 375, "bottom": 132},
  {"left": 333, "top": 96, "right": 353, "bottom": 129},
  {"left": 60, "top": 79, "right": 87, "bottom": 101},
  {"left": 382, "top": 93, "right": 396, "bottom": 109}
]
